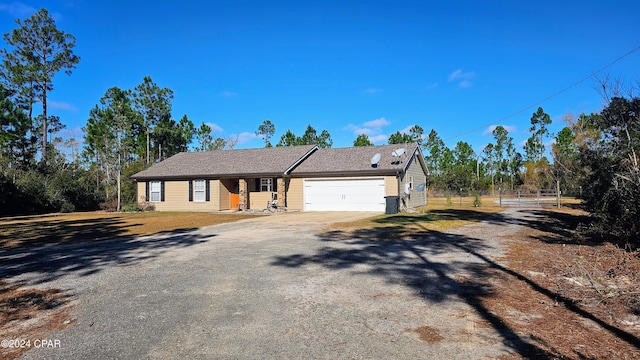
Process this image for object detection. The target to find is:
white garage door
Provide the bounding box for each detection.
[304,178,386,212]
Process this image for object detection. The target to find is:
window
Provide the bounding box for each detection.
[150,181,161,202]
[409,176,414,190]
[193,179,205,202]
[260,178,273,192]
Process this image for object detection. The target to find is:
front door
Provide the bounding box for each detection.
[230,179,240,210]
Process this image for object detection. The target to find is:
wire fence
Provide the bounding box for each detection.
[416,189,573,210]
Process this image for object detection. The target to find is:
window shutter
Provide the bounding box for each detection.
[188,180,193,202]
[205,180,210,202]
[145,182,150,202]
[160,181,165,202]
[255,179,260,192]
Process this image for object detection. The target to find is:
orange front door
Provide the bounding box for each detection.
[230,180,240,210]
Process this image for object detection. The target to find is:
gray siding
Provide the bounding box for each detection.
[400,154,428,210]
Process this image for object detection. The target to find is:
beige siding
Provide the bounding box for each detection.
[219,179,231,210]
[286,177,304,210]
[136,181,147,207]
[137,180,220,212]
[210,180,221,211]
[400,155,428,209]
[384,175,398,196]
[249,191,272,210]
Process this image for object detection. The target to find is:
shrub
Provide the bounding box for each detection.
[473,193,482,207]
[60,201,75,213]
[121,203,139,212]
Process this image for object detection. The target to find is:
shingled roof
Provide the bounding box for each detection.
[131,145,318,180]
[131,143,426,180]
[288,143,425,176]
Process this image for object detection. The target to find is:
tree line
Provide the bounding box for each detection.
[1,8,638,247]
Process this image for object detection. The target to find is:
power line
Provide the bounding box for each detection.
[443,44,640,142]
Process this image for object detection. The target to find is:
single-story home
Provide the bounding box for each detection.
[130,143,428,212]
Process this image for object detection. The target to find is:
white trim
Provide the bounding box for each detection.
[193,179,206,202]
[284,145,319,174]
[260,178,273,192]
[150,181,161,202]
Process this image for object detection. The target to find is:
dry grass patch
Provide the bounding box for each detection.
[0,211,260,250]
[324,204,505,239]
[481,206,640,359]
[0,280,73,360]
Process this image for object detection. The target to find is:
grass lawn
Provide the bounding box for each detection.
[0,211,261,250]
[325,196,582,238]
[325,197,506,237]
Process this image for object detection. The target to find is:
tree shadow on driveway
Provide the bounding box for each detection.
[270,211,640,358]
[0,228,214,286]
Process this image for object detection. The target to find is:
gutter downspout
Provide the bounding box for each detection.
[397,170,402,212]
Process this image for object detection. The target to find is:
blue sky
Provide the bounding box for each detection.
[1,0,639,154]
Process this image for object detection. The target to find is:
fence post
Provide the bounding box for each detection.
[517,191,520,207]
[499,188,502,207]
[537,190,540,206]
[556,179,561,208]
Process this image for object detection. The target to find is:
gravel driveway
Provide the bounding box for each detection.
[13,209,534,359]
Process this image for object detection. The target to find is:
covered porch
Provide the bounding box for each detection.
[234,177,287,211]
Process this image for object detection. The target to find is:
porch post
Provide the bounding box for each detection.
[239,178,247,211]
[277,178,286,208]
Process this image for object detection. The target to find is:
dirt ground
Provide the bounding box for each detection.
[0,211,258,360]
[0,280,73,360]
[2,206,640,359]
[486,207,640,359]
[318,204,640,359]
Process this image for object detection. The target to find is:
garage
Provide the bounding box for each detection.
[304,178,386,212]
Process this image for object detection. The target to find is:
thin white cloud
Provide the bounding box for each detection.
[399,125,413,134]
[448,69,462,82]
[344,124,372,136]
[483,125,517,135]
[234,131,257,144]
[448,69,475,88]
[364,88,382,94]
[205,122,224,133]
[363,117,390,129]
[427,83,439,89]
[369,134,388,144]
[345,117,392,144]
[220,90,237,97]
[0,2,36,17]
[48,100,77,111]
